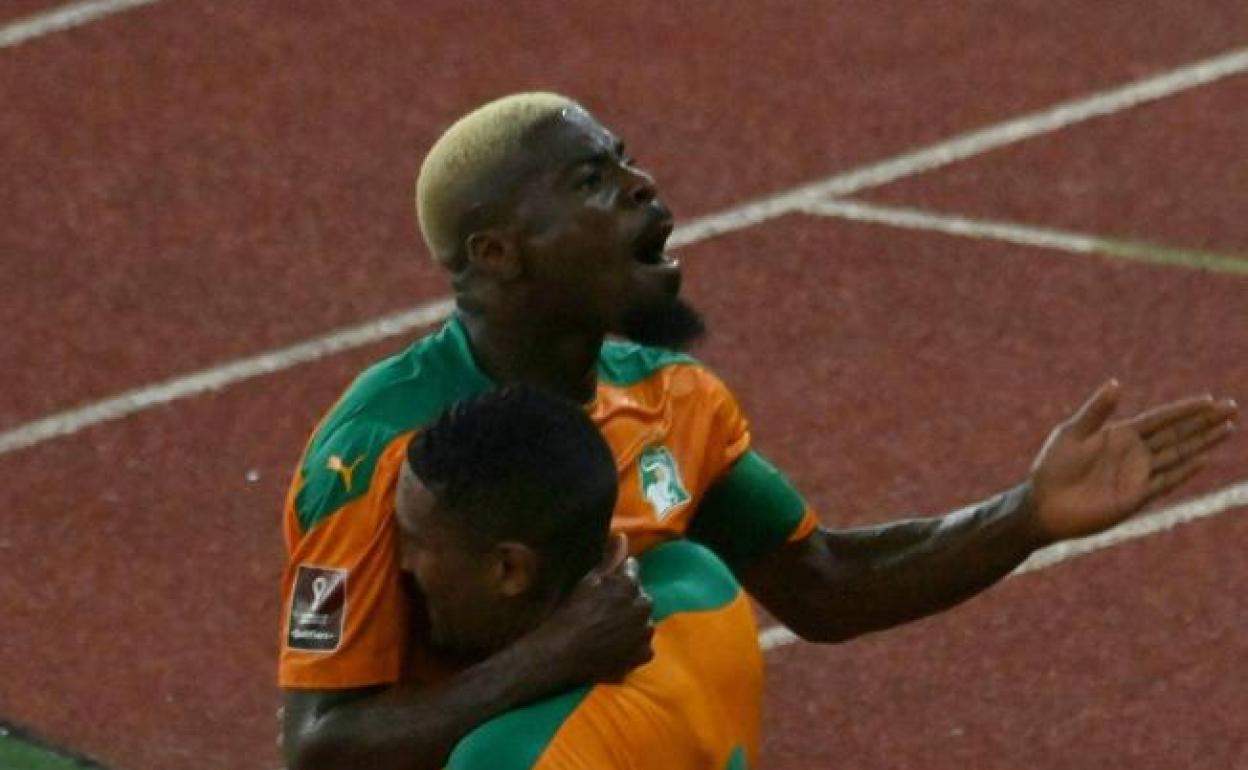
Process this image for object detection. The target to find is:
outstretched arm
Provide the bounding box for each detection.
[739,381,1237,643]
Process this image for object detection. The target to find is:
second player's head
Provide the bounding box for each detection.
[415,92,704,351]
[395,385,619,661]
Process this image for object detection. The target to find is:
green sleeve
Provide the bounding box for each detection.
[687,450,811,571]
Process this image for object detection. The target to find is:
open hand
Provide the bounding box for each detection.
[1028,380,1238,543]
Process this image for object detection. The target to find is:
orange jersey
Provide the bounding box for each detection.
[446,540,762,770]
[279,315,818,688]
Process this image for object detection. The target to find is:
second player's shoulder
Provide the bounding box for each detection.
[446,686,594,770]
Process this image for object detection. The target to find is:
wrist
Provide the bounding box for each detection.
[1010,480,1054,550]
[499,624,578,697]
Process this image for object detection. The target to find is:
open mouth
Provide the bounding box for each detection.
[633,220,677,267]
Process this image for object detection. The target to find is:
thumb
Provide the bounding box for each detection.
[601,532,630,572]
[584,533,630,585]
[1068,379,1121,437]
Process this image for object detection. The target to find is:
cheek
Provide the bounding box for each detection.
[412,551,490,627]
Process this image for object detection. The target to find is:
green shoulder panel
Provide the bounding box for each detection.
[294,317,494,533]
[446,686,592,770]
[637,539,741,622]
[447,541,741,767]
[596,338,699,386]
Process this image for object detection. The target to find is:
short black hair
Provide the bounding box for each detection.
[406,385,618,596]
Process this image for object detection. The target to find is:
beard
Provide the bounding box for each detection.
[618,294,707,351]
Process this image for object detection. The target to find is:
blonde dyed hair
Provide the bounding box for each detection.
[415,92,578,268]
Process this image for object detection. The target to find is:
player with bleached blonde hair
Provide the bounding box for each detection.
[279,92,1238,770]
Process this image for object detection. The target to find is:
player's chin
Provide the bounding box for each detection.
[616,292,706,351]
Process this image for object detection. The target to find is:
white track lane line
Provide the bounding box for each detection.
[0,299,455,454]
[758,478,1248,652]
[671,46,1248,248]
[802,199,1248,275]
[0,0,161,48]
[2,47,1247,455]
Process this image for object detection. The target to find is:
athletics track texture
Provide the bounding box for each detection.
[1,2,1246,769]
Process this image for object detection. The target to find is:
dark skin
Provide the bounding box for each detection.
[284,103,1240,769]
[283,465,645,770]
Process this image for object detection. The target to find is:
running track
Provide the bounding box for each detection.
[1,2,1245,769]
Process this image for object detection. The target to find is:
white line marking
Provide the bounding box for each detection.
[802,199,1248,274]
[0,298,455,455]
[671,46,1248,248]
[2,47,1246,455]
[0,0,161,48]
[758,478,1248,652]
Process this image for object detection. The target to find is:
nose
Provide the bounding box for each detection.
[624,166,657,207]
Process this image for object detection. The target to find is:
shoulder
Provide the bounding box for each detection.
[595,341,746,429]
[596,338,700,386]
[638,539,742,621]
[447,686,592,770]
[597,339,739,397]
[294,322,491,531]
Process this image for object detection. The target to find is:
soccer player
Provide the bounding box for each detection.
[397,385,762,769]
[280,92,1238,770]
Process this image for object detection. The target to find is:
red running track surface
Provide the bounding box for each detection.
[2,2,1246,769]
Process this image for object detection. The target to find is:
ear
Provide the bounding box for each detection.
[490,541,541,598]
[465,229,523,281]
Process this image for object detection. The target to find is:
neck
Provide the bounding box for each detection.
[459,304,603,403]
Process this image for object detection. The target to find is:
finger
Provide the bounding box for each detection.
[1144,400,1237,455]
[1142,409,1224,452]
[1145,459,1203,503]
[1129,395,1218,440]
[601,532,631,573]
[1068,379,1122,437]
[1150,419,1236,472]
[581,533,629,587]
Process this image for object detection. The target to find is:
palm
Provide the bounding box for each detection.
[1029,382,1237,542]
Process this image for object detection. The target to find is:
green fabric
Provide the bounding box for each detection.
[725,745,749,770]
[295,315,494,532]
[446,685,593,770]
[688,450,811,572]
[295,319,705,532]
[639,539,741,622]
[447,540,743,768]
[596,337,698,386]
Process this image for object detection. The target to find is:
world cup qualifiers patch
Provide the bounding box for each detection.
[287,565,347,652]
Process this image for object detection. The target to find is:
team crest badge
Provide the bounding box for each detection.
[638,445,690,520]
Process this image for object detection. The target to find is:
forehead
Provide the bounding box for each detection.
[523,106,620,169]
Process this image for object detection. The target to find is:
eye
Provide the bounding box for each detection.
[576,169,604,191]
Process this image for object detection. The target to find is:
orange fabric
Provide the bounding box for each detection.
[279,434,414,688]
[592,364,751,555]
[788,507,821,543]
[532,593,763,770]
[280,363,758,689]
